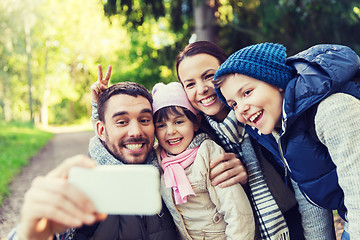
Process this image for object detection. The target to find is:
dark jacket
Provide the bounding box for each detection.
[246,44,360,219]
[73,200,178,240]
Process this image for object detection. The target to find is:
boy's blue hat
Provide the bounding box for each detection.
[214,42,295,90]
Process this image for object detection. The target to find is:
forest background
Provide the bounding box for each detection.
[1,0,360,126]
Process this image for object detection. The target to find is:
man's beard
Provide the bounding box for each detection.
[103,135,150,164]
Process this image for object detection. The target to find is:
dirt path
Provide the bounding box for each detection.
[0,130,94,239]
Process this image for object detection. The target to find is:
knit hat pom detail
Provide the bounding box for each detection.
[214,42,295,89]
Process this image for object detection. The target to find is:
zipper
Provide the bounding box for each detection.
[280,108,321,208]
[277,124,322,208]
[277,117,292,180]
[277,138,291,174]
[277,139,292,186]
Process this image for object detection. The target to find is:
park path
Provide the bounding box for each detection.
[0,129,95,239]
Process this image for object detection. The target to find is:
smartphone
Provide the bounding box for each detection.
[68,165,161,215]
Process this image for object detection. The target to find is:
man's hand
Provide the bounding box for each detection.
[209,152,247,188]
[17,155,106,240]
[91,65,112,103]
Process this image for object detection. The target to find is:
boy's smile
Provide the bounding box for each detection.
[220,74,284,135]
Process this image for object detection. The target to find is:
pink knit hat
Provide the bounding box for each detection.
[152,82,198,115]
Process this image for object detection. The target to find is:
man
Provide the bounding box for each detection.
[10,82,178,239]
[10,80,245,239]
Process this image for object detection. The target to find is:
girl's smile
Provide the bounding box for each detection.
[155,109,199,155]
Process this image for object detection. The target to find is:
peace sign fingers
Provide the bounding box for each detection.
[91,65,112,103]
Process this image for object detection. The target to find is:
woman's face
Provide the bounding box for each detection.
[178,54,228,121]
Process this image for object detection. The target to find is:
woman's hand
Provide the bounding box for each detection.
[90,65,112,103]
[209,152,248,188]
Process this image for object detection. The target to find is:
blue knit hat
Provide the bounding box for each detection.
[214,43,295,89]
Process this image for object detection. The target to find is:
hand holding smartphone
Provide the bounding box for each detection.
[68,165,161,215]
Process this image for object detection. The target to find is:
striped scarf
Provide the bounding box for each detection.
[205,111,290,240]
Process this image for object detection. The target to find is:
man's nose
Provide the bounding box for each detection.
[128,122,143,137]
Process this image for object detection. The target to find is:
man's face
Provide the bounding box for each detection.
[97,94,155,164]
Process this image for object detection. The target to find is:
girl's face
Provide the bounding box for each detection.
[178,54,228,121]
[220,74,284,135]
[155,109,199,155]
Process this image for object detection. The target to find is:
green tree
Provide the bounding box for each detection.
[217,0,360,54]
[102,0,221,42]
[0,0,131,125]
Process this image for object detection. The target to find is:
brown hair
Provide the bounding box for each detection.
[98,82,152,122]
[176,41,228,82]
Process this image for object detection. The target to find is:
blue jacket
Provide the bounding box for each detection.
[246,44,360,219]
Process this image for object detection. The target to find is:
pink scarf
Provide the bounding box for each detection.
[160,147,199,204]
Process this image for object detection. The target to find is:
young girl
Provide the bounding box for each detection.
[213,42,360,239]
[152,82,255,240]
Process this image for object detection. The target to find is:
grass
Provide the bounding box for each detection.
[0,121,53,206]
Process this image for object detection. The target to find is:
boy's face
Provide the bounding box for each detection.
[220,74,284,135]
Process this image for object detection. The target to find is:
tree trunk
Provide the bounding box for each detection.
[192,0,218,43]
[68,62,76,123]
[41,41,50,127]
[3,98,12,122]
[24,19,34,125]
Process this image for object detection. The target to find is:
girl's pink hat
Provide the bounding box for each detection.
[152,82,198,115]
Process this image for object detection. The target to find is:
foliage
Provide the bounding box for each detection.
[0,121,53,205]
[101,0,193,89]
[107,17,182,90]
[102,0,360,73]
[1,0,360,125]
[103,0,193,32]
[218,0,360,55]
[0,0,130,125]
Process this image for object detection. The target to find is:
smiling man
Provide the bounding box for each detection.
[9,82,179,240]
[96,84,155,164]
[81,82,179,239]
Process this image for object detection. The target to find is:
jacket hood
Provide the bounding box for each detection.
[283,44,360,127]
